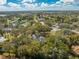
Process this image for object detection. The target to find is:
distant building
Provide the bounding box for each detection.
[0,23,4,29]
[0,35,5,42]
[3,28,12,32]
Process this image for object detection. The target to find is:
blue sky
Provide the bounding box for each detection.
[7,0,59,4]
[0,0,79,11]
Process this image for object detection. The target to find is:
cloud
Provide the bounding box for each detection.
[20,0,79,10]
[40,3,49,7]
[48,4,79,10]
[0,6,13,11]
[0,0,79,11]
[48,0,79,10]
[0,0,6,5]
[8,2,26,11]
[60,0,74,3]
[21,2,50,10]
[8,2,20,8]
[22,3,37,10]
[0,2,25,11]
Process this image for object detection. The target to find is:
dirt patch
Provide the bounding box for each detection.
[71,45,79,56]
[0,55,6,59]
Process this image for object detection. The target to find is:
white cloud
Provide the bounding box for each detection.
[0,2,25,11]
[8,2,25,11]
[46,0,79,10]
[22,2,50,10]
[8,2,20,8]
[22,3,37,9]
[60,0,74,3]
[40,3,49,7]
[0,5,26,11]
[0,0,79,11]
[0,0,6,5]
[20,0,79,11]
[0,6,13,11]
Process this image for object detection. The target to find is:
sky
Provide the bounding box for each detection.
[0,0,79,11]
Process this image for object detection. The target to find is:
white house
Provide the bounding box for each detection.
[0,36,6,42]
